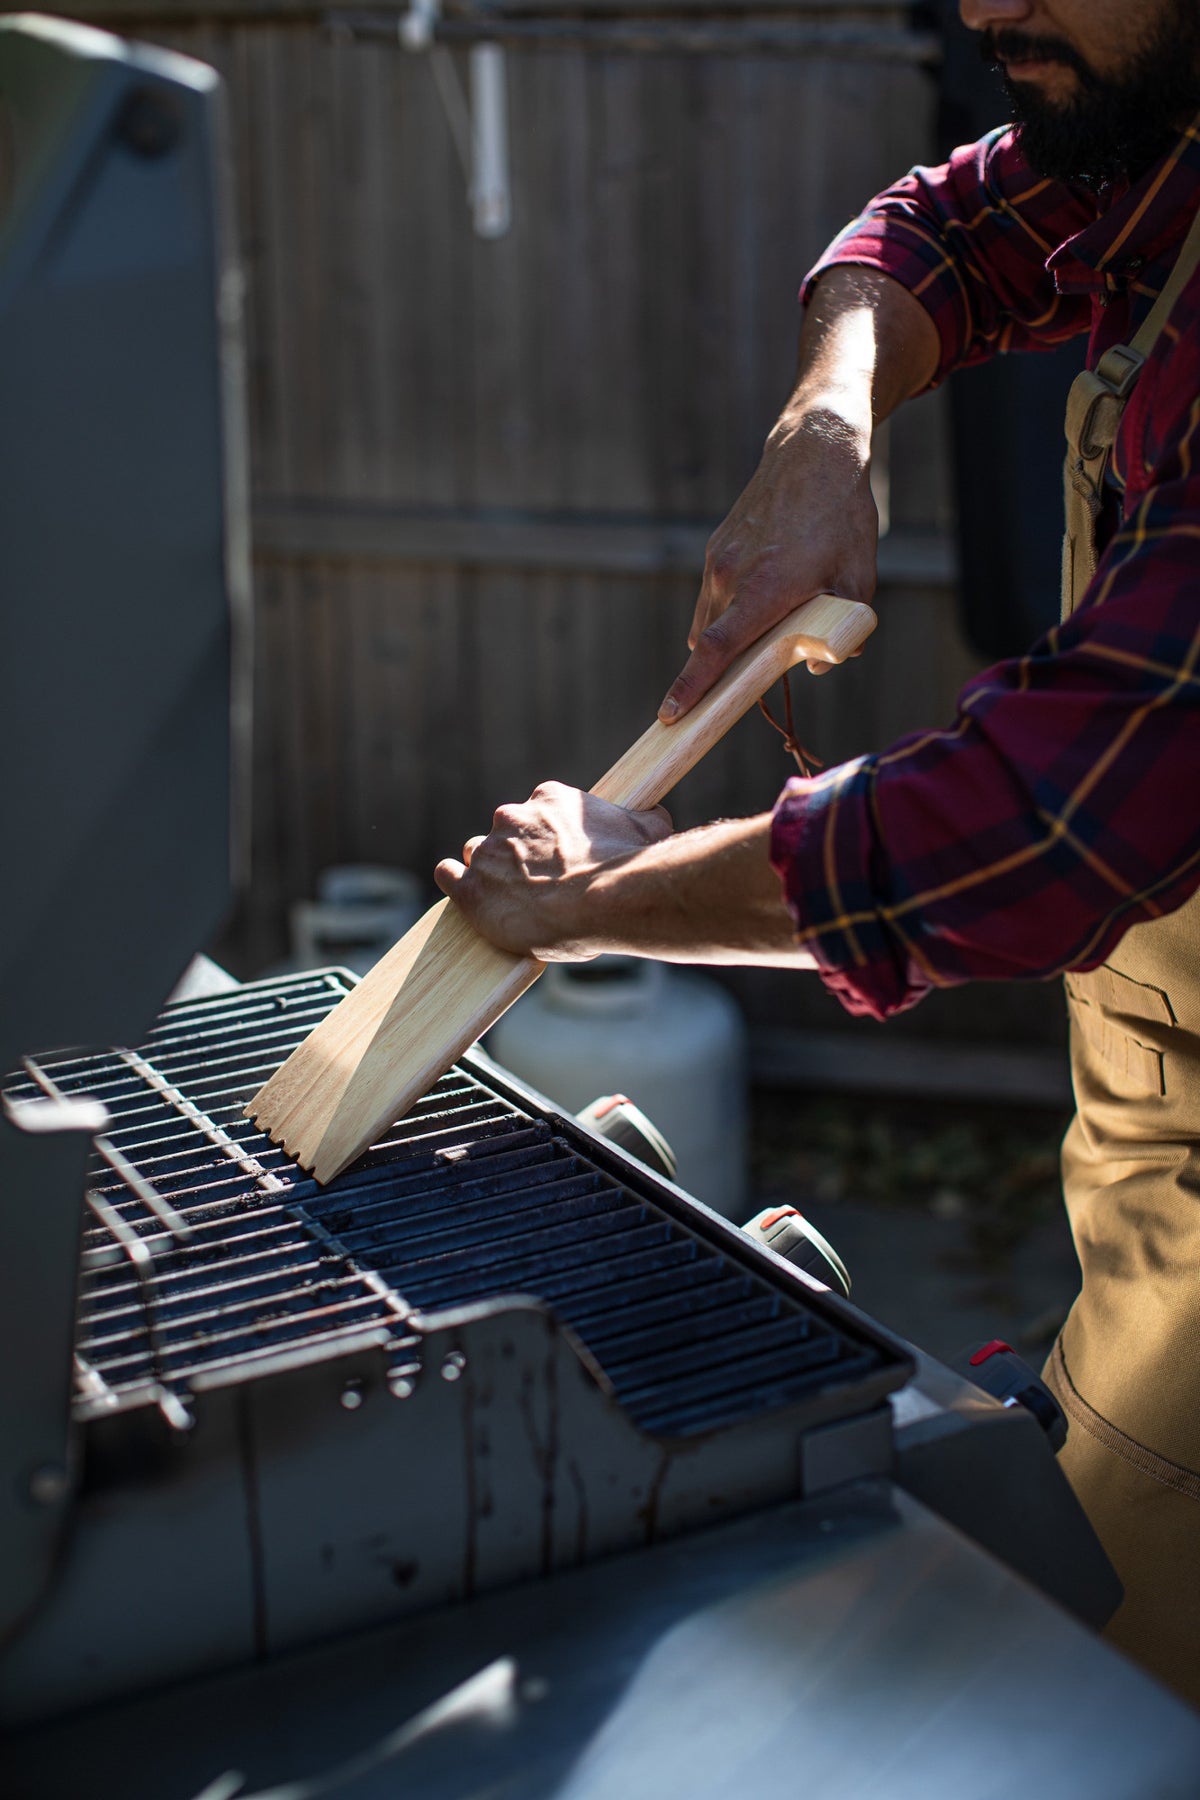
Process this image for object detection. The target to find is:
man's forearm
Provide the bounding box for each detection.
[583,815,816,969]
[778,263,941,444]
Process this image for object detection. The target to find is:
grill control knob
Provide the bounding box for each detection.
[741,1205,851,1298]
[576,1094,677,1184]
[955,1339,1068,1452]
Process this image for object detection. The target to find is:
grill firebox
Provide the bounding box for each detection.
[1,970,912,1725]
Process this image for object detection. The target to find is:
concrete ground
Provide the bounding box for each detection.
[750,1089,1081,1368]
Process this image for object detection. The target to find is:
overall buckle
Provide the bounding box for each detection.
[1094,342,1145,399]
[1066,343,1145,465]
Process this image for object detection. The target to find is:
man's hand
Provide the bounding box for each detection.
[659,407,879,722]
[434,782,674,960]
[436,785,818,970]
[658,266,939,722]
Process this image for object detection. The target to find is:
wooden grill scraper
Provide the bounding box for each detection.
[246,593,876,1183]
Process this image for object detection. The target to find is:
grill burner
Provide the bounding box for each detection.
[10,972,897,1439]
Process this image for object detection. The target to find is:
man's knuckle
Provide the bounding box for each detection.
[700,618,736,656]
[706,543,741,587]
[734,559,785,603]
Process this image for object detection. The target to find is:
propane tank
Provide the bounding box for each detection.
[289,865,424,977]
[486,957,749,1219]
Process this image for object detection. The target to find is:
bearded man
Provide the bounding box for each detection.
[436,1,1200,1707]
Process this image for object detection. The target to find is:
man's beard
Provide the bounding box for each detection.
[981,11,1200,190]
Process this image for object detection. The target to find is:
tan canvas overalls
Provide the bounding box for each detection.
[1047,205,1200,1710]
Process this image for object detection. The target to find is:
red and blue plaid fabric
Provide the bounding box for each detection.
[770,120,1200,1020]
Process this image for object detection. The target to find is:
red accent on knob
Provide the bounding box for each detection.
[969,1339,1014,1367]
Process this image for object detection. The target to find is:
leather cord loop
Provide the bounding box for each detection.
[758,670,823,777]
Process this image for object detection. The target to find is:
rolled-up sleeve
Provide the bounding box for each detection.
[771,437,1200,1021]
[802,127,1094,382]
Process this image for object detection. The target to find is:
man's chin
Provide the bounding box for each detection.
[1003,63,1080,107]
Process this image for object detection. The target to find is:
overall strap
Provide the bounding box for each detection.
[1061,201,1200,618]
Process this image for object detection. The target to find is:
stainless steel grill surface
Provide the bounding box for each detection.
[8,972,897,1439]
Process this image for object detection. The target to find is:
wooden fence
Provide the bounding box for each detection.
[60,0,1068,1068]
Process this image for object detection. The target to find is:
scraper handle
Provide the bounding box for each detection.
[590,594,875,811]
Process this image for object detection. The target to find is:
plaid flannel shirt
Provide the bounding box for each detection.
[770,120,1200,1020]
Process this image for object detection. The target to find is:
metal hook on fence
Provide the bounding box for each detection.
[398,0,512,239]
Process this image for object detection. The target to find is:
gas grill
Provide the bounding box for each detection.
[1,967,909,1723]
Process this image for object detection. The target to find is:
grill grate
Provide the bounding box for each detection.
[7,972,892,1438]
